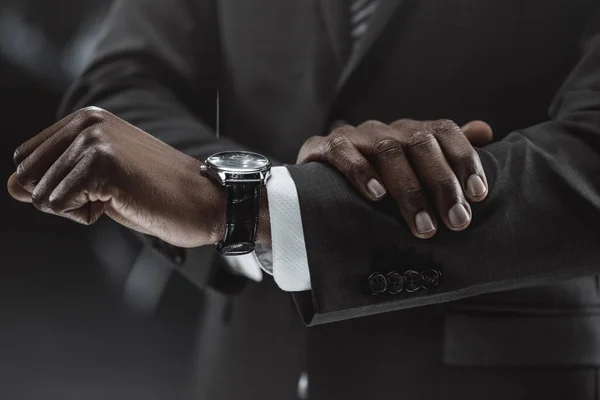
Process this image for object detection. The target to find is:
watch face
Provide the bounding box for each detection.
[207,151,270,172]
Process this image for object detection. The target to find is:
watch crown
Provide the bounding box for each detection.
[200,164,208,172]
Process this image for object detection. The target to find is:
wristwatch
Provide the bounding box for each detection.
[200,151,271,256]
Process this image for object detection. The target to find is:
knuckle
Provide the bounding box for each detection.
[391,118,411,126]
[404,184,424,198]
[431,119,459,136]
[400,184,425,206]
[30,191,47,210]
[325,135,352,158]
[79,106,109,123]
[89,143,115,165]
[297,137,320,163]
[97,142,115,157]
[328,134,351,148]
[358,119,386,132]
[434,175,460,192]
[302,135,320,148]
[373,138,401,157]
[330,125,354,138]
[47,196,62,213]
[390,118,418,132]
[300,136,322,154]
[80,126,105,146]
[406,130,435,150]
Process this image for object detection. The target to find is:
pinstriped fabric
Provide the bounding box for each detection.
[350,0,379,49]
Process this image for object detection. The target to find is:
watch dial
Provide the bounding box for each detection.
[208,151,269,170]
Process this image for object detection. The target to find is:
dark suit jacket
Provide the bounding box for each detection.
[61,0,600,398]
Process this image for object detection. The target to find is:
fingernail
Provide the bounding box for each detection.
[449,203,470,228]
[415,211,436,234]
[467,175,487,197]
[367,179,386,199]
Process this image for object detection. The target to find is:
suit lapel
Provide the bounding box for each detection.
[335,0,408,93]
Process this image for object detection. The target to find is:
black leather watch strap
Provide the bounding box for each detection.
[217,182,262,256]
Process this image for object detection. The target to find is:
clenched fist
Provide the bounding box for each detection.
[297,119,492,239]
[7,107,226,248]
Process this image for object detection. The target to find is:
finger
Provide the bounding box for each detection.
[13,107,109,167]
[298,130,386,201]
[41,152,105,225]
[461,120,493,147]
[354,121,438,239]
[297,135,324,164]
[396,124,471,231]
[393,119,488,202]
[7,172,32,203]
[15,117,98,193]
[52,156,152,235]
[13,112,80,167]
[30,130,92,215]
[430,120,489,202]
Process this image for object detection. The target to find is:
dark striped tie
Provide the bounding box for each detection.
[350,0,379,50]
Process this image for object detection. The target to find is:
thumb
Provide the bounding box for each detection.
[7,172,32,203]
[461,120,493,147]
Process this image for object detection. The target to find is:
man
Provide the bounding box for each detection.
[7,0,600,399]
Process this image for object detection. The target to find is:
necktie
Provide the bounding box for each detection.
[349,0,379,50]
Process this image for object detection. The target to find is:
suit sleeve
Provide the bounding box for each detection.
[59,0,245,159]
[59,0,247,292]
[288,23,600,326]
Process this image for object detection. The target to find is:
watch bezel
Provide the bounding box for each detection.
[201,151,271,185]
[205,151,271,173]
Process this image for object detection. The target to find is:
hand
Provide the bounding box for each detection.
[7,107,225,248]
[297,119,493,239]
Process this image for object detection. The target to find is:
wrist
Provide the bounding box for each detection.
[204,177,227,246]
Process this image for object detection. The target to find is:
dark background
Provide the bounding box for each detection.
[0,2,206,398]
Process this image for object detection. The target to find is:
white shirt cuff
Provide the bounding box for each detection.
[267,166,311,291]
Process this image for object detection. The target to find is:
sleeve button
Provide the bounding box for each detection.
[422,269,442,290]
[368,272,388,295]
[386,271,405,294]
[403,270,423,293]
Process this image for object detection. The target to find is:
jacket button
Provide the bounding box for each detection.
[422,269,442,290]
[368,272,388,295]
[403,270,423,292]
[386,271,405,294]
